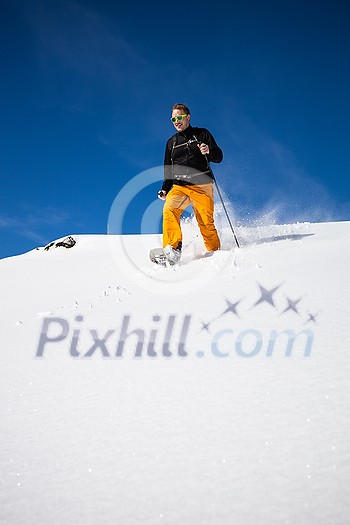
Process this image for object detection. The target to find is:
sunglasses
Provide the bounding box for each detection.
[170,114,188,122]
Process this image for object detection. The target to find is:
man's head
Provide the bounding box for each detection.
[171,103,190,132]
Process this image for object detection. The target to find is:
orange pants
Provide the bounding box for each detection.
[163,183,220,252]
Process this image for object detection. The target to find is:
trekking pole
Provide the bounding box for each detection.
[193,135,240,248]
[213,177,240,248]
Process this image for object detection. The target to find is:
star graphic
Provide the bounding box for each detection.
[221,299,241,317]
[252,284,281,309]
[200,321,211,332]
[304,312,320,324]
[281,296,303,315]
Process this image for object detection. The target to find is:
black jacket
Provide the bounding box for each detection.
[162,125,223,193]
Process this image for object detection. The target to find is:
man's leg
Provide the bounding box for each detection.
[163,187,190,249]
[190,184,221,252]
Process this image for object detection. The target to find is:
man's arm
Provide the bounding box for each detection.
[204,129,223,164]
[161,139,174,195]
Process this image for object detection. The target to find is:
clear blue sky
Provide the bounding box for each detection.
[1,0,349,259]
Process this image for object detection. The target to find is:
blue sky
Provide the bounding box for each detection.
[0,0,349,259]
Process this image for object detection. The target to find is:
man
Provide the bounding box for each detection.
[158,103,223,264]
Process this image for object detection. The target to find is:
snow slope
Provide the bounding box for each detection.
[1,220,350,525]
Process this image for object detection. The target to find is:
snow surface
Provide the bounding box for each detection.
[1,220,350,524]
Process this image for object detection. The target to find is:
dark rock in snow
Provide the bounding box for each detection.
[44,236,76,251]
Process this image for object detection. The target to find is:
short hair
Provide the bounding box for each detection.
[172,103,190,115]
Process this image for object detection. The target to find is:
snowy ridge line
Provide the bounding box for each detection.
[6,221,320,328]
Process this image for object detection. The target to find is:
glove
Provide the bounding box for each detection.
[158,190,167,200]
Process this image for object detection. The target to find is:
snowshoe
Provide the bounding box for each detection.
[149,245,181,266]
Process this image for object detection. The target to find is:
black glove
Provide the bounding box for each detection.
[158,190,167,200]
